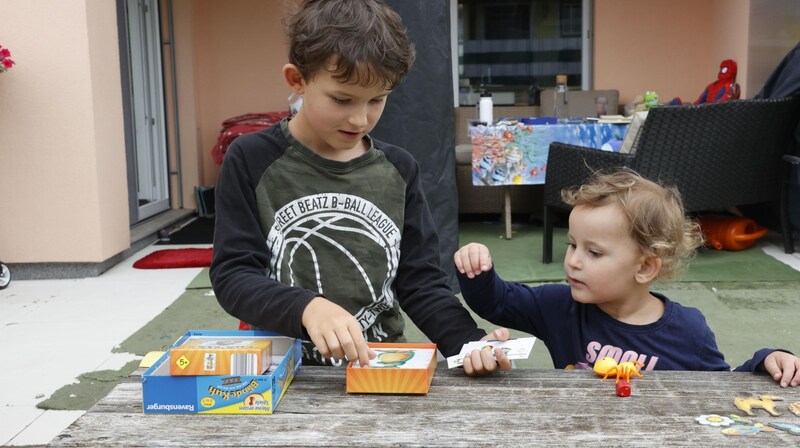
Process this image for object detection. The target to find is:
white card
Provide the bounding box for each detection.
[446,337,536,369]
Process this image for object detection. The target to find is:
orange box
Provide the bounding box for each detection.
[346,342,437,394]
[169,336,272,376]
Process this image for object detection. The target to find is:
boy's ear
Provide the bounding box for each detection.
[283,64,305,94]
[635,254,661,284]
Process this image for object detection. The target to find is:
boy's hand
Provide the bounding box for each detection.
[301,296,375,367]
[462,328,513,376]
[454,243,493,278]
[763,351,800,387]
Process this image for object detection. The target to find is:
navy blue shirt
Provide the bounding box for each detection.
[458,269,775,372]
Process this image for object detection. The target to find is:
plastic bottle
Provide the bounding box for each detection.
[479,91,493,125]
[553,74,568,123]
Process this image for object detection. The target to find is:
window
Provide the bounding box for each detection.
[456,0,591,105]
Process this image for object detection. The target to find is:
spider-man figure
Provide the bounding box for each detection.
[695,59,741,104]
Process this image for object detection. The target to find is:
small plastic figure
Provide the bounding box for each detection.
[695,59,741,104]
[593,357,644,383]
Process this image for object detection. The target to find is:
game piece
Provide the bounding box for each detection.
[616,380,631,397]
[768,422,800,436]
[789,401,800,417]
[721,424,761,436]
[695,414,734,427]
[728,414,754,425]
[733,394,783,417]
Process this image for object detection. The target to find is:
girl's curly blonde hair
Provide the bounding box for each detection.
[561,168,704,282]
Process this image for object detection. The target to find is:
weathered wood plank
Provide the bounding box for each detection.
[50,367,800,447]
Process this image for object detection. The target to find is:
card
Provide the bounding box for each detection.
[351,348,435,369]
[446,337,536,369]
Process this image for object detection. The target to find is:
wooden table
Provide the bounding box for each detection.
[50,367,800,447]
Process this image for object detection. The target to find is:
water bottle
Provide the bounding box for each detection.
[479,91,493,125]
[553,74,568,123]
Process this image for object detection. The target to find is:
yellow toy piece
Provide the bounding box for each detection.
[593,357,618,377]
[592,357,644,383]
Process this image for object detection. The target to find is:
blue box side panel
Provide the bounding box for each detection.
[142,376,201,414]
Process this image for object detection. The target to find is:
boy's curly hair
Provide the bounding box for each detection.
[285,0,416,89]
[561,168,704,282]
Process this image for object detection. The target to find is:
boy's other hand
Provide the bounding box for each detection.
[462,328,513,376]
[763,351,800,387]
[302,296,375,367]
[454,243,493,278]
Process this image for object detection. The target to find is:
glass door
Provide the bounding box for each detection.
[126,0,169,221]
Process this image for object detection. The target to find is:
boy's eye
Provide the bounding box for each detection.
[332,97,350,104]
[588,250,603,257]
[370,97,386,104]
[566,242,576,250]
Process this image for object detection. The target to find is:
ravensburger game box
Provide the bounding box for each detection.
[142,330,301,414]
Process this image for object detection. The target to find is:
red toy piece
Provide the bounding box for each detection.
[616,380,631,397]
[694,59,741,104]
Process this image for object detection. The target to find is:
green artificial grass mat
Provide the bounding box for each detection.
[186,267,212,289]
[38,289,237,411]
[458,221,800,283]
[113,288,238,355]
[37,361,140,410]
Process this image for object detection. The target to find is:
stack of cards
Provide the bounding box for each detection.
[446,337,536,369]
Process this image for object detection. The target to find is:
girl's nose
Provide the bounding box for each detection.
[565,248,581,269]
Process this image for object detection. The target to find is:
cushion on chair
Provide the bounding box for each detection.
[455,143,473,165]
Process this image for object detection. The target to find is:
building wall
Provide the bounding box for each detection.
[0,0,129,263]
[186,0,292,186]
[595,0,747,105]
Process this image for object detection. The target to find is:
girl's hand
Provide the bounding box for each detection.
[462,328,513,376]
[454,243,493,278]
[763,351,800,387]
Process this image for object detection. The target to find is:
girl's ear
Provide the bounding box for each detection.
[635,254,661,284]
[283,64,305,94]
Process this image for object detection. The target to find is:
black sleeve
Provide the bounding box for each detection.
[209,134,317,339]
[390,154,486,357]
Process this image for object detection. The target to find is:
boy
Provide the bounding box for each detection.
[211,0,509,375]
[455,169,800,386]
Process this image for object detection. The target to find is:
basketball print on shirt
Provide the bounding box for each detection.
[266,193,402,363]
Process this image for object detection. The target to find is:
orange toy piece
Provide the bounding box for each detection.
[697,215,768,251]
[594,358,644,383]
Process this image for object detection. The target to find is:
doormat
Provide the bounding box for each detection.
[133,248,212,269]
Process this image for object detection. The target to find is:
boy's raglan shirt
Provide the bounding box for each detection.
[458,268,777,373]
[211,119,485,365]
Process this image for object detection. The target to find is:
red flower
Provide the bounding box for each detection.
[0,44,14,72]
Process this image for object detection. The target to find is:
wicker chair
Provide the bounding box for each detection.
[542,95,800,263]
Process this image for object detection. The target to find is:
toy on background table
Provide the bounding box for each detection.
[623,91,660,116]
[695,59,741,104]
[669,59,741,106]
